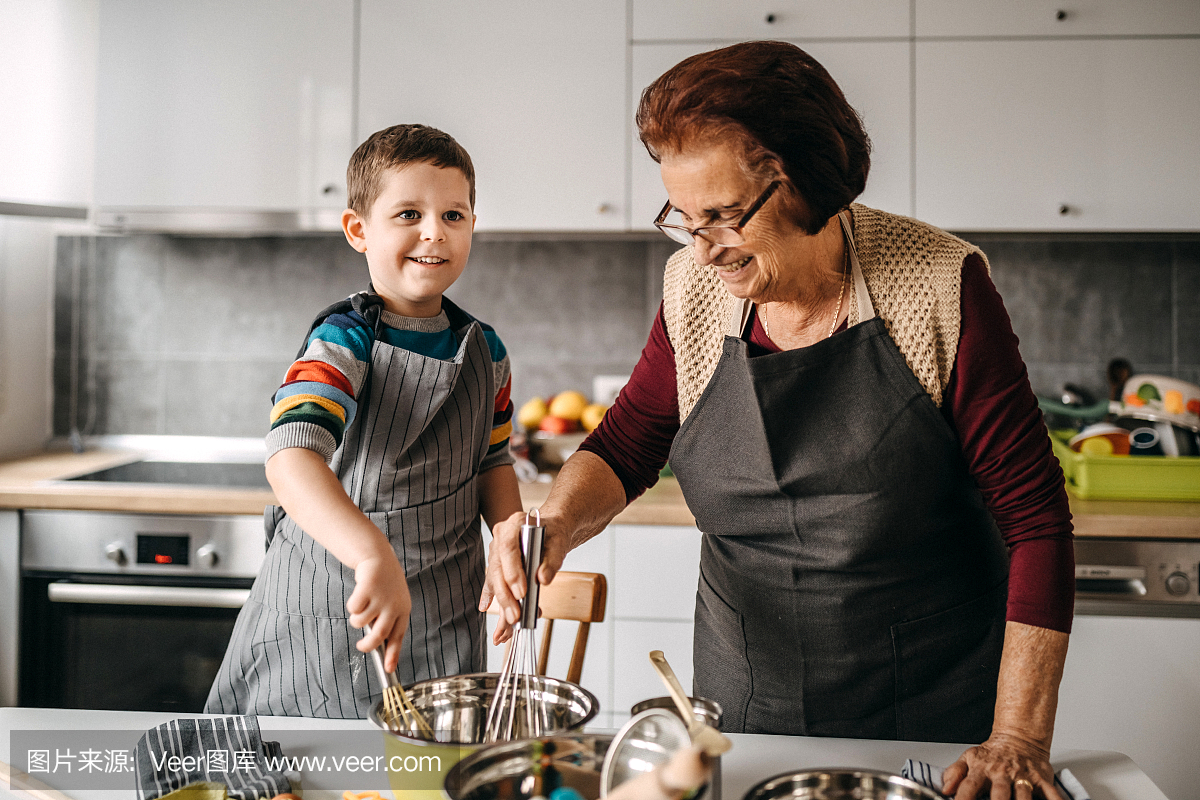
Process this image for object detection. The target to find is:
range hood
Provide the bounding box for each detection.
[94,207,344,235]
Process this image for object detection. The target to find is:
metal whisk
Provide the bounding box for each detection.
[365,622,434,738]
[484,509,550,742]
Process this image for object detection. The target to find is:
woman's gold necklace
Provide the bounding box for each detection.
[762,247,849,342]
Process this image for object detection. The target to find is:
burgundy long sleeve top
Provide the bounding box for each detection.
[579,252,1076,633]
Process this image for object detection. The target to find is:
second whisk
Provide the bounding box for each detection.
[484,508,550,742]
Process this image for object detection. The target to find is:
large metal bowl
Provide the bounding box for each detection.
[743,769,944,800]
[368,672,600,745]
[443,733,614,800]
[369,673,600,798]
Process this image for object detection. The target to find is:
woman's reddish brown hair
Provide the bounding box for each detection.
[637,41,871,235]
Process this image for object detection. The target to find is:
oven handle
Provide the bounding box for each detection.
[48,582,250,608]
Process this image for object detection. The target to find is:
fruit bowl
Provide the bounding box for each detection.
[528,431,590,470]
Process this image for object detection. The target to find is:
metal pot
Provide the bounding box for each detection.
[443,733,613,799]
[742,769,945,800]
[630,696,723,800]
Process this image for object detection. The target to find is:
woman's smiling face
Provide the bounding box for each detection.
[659,141,819,305]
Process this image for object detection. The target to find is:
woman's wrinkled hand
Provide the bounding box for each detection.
[347,550,411,673]
[942,732,1064,800]
[479,509,573,645]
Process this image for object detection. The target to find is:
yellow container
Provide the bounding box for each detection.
[1050,432,1200,501]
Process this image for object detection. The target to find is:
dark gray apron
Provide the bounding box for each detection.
[668,213,1009,742]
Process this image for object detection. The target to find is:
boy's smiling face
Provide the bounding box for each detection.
[342,161,475,317]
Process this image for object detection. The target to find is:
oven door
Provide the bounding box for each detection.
[19,573,252,712]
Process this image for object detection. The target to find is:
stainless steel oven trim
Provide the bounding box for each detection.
[21,509,265,579]
[47,582,250,608]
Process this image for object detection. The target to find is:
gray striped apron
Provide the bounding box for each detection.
[206,303,493,718]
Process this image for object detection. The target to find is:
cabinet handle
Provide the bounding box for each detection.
[597,202,614,214]
[1059,204,1072,216]
[1056,10,1068,21]
[322,184,338,195]
[765,13,777,24]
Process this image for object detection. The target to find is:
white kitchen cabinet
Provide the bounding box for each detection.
[94,0,353,217]
[915,0,1200,37]
[613,524,701,620]
[0,0,96,208]
[358,1,627,232]
[0,510,17,708]
[632,0,910,41]
[631,41,912,230]
[914,38,1200,231]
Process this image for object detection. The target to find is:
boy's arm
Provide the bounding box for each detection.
[266,446,411,673]
[479,463,524,530]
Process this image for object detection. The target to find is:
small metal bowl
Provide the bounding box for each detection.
[743,769,944,800]
[368,672,600,745]
[444,733,614,799]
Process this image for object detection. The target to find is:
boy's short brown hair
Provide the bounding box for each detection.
[346,124,476,216]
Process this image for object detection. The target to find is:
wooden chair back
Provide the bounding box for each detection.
[486,570,607,684]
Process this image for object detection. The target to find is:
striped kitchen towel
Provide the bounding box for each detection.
[902,759,1090,800]
[135,716,295,800]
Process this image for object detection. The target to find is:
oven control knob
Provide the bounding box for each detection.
[196,543,219,568]
[104,542,127,566]
[1166,572,1190,596]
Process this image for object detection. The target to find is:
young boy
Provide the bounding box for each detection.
[206,125,525,718]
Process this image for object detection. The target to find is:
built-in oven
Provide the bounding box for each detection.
[19,509,264,712]
[1055,537,1200,800]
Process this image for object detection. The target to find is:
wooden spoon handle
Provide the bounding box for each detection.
[649,649,699,726]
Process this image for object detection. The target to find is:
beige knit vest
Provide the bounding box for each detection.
[661,203,989,422]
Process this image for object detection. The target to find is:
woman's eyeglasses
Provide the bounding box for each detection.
[653,181,780,247]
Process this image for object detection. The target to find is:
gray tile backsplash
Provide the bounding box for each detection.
[53,230,1200,438]
[960,233,1199,400]
[53,233,667,438]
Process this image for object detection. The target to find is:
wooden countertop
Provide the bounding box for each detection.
[0,448,1197,537]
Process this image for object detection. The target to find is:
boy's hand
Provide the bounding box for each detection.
[348,549,411,674]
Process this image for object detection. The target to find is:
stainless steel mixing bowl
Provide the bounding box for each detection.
[368,672,600,744]
[742,769,945,800]
[443,733,614,800]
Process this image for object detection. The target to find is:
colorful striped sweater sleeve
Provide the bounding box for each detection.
[480,325,516,472]
[267,303,516,470]
[266,309,373,462]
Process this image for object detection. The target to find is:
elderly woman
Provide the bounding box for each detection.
[483,42,1073,800]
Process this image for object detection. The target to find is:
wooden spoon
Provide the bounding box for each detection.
[648,650,732,756]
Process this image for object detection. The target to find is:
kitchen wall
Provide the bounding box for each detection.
[0,218,68,459]
[51,233,677,438]
[52,229,1199,439]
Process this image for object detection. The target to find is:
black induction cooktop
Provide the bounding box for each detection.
[67,461,271,489]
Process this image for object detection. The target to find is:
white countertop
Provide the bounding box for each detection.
[0,708,1168,800]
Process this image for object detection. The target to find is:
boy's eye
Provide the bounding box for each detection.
[443,210,465,222]
[397,209,420,220]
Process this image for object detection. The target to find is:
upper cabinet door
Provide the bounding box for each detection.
[359,1,627,232]
[630,40,912,230]
[0,2,96,208]
[914,38,1200,231]
[916,0,1200,37]
[633,0,910,40]
[95,1,354,212]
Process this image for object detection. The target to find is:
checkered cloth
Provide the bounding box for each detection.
[135,717,294,800]
[902,759,1090,800]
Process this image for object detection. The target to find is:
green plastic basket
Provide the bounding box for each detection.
[1049,432,1200,501]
